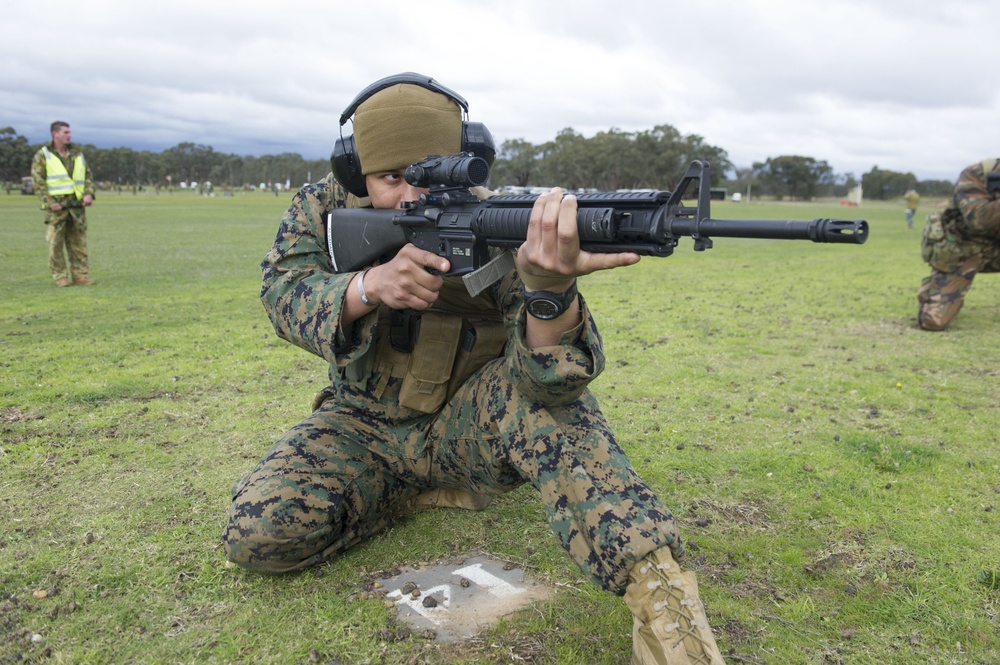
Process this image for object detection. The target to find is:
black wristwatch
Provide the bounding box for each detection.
[523,281,578,320]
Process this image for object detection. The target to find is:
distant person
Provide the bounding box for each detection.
[904,187,920,229]
[31,121,95,287]
[917,159,1000,330]
[223,72,726,664]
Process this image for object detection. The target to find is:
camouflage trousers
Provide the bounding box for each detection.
[917,249,1000,330]
[45,210,89,281]
[223,362,682,595]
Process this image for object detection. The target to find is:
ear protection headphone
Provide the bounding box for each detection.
[330,72,496,197]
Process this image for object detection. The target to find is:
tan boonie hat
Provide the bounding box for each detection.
[354,83,462,175]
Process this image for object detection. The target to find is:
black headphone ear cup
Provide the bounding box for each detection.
[462,122,496,167]
[331,134,368,198]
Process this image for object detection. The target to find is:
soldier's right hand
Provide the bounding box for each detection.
[366,243,450,311]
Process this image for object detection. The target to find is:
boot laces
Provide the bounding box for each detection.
[644,560,715,664]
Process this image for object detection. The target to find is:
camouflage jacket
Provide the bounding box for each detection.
[260,173,607,411]
[31,142,96,211]
[949,159,1000,239]
[921,160,1000,270]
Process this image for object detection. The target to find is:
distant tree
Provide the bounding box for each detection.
[6,125,881,199]
[536,128,590,190]
[90,146,135,186]
[0,127,34,183]
[162,143,223,184]
[211,154,244,187]
[582,128,635,190]
[752,155,835,201]
[917,178,954,197]
[628,125,684,189]
[512,124,732,191]
[490,138,539,188]
[673,130,733,188]
[862,166,917,200]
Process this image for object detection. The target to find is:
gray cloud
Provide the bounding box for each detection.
[2,0,996,181]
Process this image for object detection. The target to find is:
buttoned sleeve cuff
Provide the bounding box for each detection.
[332,305,378,364]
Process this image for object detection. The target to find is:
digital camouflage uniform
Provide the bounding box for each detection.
[31,142,95,283]
[222,174,683,595]
[917,159,1000,330]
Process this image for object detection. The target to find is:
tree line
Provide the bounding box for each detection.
[2,125,953,200]
[0,128,328,192]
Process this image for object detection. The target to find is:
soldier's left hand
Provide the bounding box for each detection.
[516,187,639,292]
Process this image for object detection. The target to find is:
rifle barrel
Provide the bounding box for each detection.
[667,217,869,244]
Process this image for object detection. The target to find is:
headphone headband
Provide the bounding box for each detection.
[339,72,469,126]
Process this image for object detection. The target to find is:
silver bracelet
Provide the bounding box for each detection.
[357,269,373,306]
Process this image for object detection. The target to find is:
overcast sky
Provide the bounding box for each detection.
[2,0,996,182]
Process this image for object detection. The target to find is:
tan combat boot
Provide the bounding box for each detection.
[623,546,726,665]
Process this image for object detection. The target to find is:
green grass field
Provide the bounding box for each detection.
[1,188,998,664]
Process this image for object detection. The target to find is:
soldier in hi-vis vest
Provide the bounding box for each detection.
[31,121,96,287]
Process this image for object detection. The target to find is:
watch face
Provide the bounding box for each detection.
[527,298,561,320]
[524,281,577,320]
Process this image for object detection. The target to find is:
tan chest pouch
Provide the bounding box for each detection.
[378,311,506,413]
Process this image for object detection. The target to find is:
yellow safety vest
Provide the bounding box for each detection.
[43,147,87,199]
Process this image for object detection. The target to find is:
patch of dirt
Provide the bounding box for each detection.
[0,594,55,664]
[804,551,855,576]
[690,499,773,530]
[1,407,27,422]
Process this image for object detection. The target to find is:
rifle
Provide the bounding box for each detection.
[325,154,868,296]
[987,171,1000,194]
[43,198,86,211]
